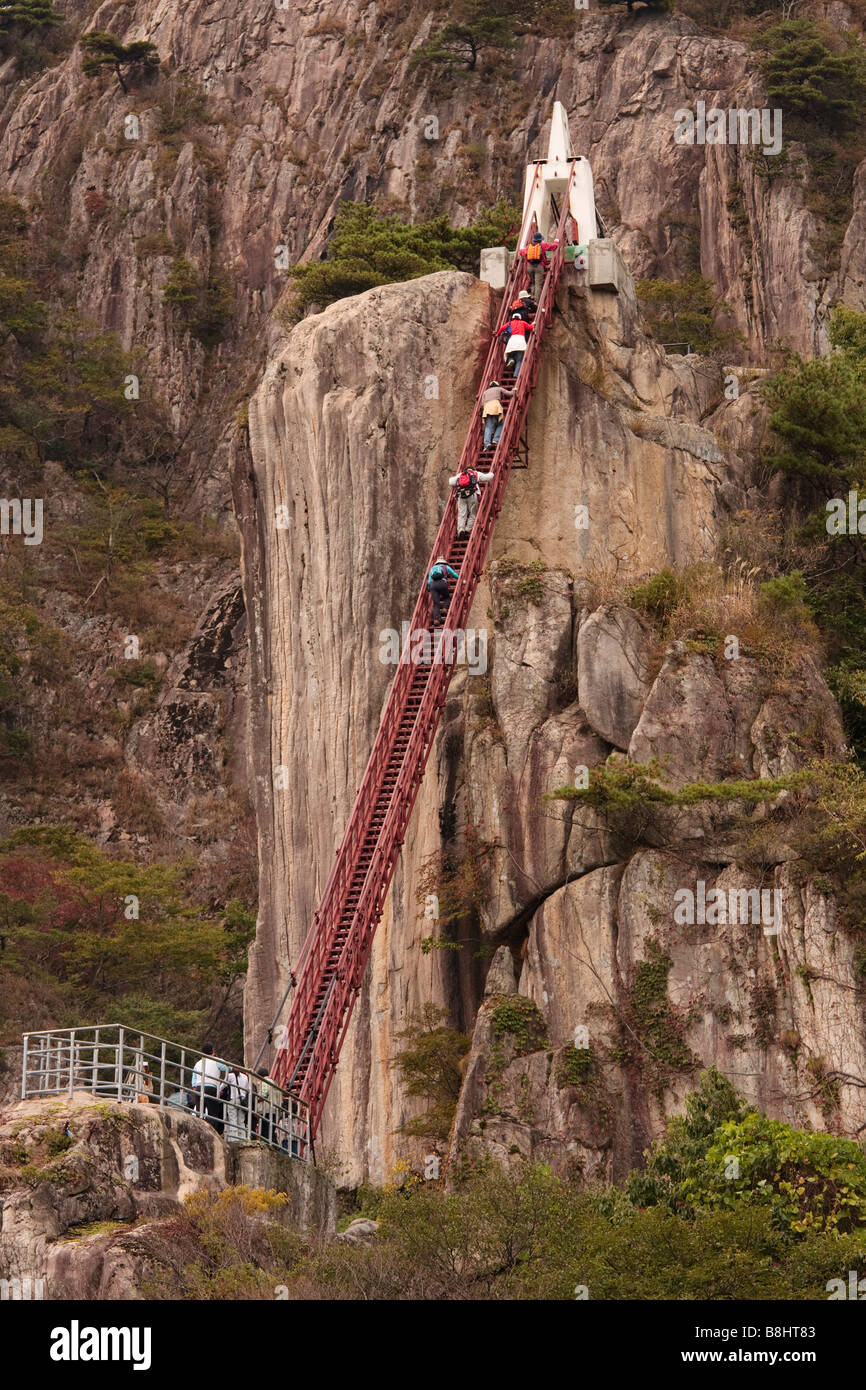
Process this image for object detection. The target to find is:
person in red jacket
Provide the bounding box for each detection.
[520,230,560,300]
[497,314,534,380]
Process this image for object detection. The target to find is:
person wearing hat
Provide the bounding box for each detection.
[497,312,535,380]
[448,461,495,539]
[519,230,560,301]
[510,289,537,322]
[481,379,512,451]
[427,556,460,625]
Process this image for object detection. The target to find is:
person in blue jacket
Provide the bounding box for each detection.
[427,556,459,625]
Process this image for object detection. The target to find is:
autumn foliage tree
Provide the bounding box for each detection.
[0,826,254,1053]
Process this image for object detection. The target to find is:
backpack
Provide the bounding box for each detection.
[428,565,446,587]
[228,1074,249,1108]
[456,470,476,498]
[526,243,542,262]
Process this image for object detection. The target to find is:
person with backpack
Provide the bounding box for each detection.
[448,464,494,539]
[519,230,560,301]
[221,1066,250,1142]
[509,289,536,322]
[191,1043,226,1135]
[481,380,512,451]
[427,556,459,625]
[497,313,534,380]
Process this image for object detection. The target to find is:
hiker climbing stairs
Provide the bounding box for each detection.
[271,169,579,1139]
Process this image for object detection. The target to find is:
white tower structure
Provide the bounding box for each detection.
[520,102,598,248]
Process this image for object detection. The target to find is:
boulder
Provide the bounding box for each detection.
[577,604,652,750]
[338,1218,379,1246]
[484,945,518,997]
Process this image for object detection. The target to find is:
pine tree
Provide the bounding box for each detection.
[0,0,63,33]
[80,31,159,93]
[758,20,866,133]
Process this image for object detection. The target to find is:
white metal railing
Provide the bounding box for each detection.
[20,1025,310,1161]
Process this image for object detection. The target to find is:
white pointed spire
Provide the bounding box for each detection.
[520,103,597,249]
[547,101,574,163]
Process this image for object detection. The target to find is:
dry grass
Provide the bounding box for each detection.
[579,554,631,609]
[111,768,167,840]
[720,507,825,583]
[581,559,822,675]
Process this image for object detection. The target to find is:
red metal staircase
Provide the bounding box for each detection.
[270,170,579,1137]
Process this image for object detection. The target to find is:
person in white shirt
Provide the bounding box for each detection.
[190,1044,226,1134]
[223,1068,251,1142]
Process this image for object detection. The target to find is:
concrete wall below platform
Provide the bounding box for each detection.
[228,1142,336,1234]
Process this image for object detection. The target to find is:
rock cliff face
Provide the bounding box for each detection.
[237,271,494,1177]
[2,3,864,456]
[447,640,852,1182]
[240,241,863,1185]
[3,2,866,1189]
[0,1093,230,1297]
[0,1093,334,1298]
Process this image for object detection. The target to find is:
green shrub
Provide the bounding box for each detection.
[828,665,866,765]
[393,1005,470,1142]
[758,571,809,617]
[108,658,161,689]
[287,198,520,317]
[627,569,686,626]
[548,755,811,811]
[636,274,736,354]
[830,304,866,359]
[45,1128,73,1156]
[162,257,199,311]
[574,1203,866,1301]
[490,996,547,1056]
[615,940,697,1100]
[140,1187,299,1300]
[556,1043,593,1088]
[762,352,866,488]
[163,259,232,347]
[630,1069,866,1235]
